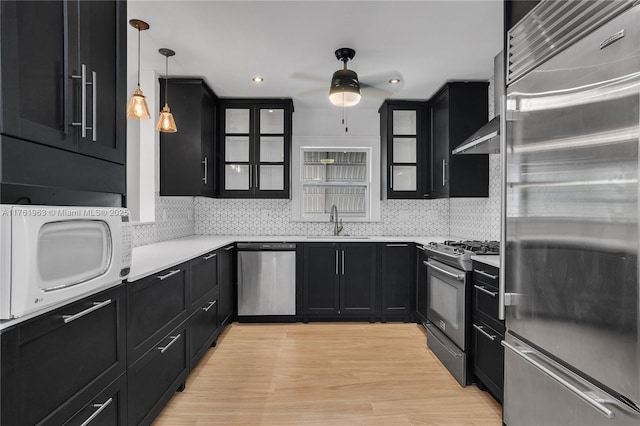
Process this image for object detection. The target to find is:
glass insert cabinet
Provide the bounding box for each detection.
[301,148,370,221]
[220,99,293,198]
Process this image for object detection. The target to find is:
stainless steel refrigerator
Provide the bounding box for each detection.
[502,1,640,424]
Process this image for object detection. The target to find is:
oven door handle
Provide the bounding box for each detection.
[425,261,465,281]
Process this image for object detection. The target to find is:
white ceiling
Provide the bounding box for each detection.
[128,0,503,110]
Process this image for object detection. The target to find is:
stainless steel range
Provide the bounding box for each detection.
[422,240,499,386]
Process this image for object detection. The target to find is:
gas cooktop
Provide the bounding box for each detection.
[423,240,499,271]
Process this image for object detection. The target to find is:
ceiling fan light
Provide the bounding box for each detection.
[329,69,361,107]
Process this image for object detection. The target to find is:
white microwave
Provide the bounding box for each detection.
[0,205,132,319]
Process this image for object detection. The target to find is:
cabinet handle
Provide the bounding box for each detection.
[62,299,112,324]
[203,300,217,312]
[474,269,498,280]
[90,70,97,141]
[224,246,234,251]
[442,159,447,187]
[203,253,217,260]
[70,64,87,137]
[157,334,181,353]
[389,165,393,189]
[474,284,498,297]
[335,250,339,275]
[386,243,408,247]
[157,269,181,280]
[79,397,113,426]
[202,157,208,184]
[341,250,345,275]
[473,323,497,341]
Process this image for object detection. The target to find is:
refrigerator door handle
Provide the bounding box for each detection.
[502,340,615,419]
[499,94,507,320]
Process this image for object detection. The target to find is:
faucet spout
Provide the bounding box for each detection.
[329,204,343,236]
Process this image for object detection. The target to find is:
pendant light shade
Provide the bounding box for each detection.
[156,48,177,133]
[329,48,361,107]
[127,19,151,120]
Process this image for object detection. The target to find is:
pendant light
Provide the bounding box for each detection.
[155,48,177,133]
[126,19,151,120]
[329,48,361,107]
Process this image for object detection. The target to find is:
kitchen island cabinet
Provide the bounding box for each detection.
[302,242,377,321]
[0,285,126,425]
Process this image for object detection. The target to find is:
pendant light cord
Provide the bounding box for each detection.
[164,55,169,106]
[137,27,141,87]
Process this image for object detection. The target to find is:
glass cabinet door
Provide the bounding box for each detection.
[224,108,251,191]
[390,110,418,192]
[257,108,285,191]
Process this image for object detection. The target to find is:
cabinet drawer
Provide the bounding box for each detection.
[472,279,501,324]
[128,322,189,426]
[127,265,188,362]
[0,285,125,426]
[61,374,127,426]
[190,291,219,370]
[472,319,504,402]
[473,263,499,287]
[190,251,218,311]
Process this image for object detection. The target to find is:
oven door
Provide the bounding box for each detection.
[426,259,467,350]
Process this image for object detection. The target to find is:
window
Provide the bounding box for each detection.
[300,148,370,221]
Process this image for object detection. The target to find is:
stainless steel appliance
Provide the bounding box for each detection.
[423,240,499,386]
[503,1,640,424]
[237,243,296,319]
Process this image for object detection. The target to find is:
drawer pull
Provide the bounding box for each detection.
[203,253,217,260]
[203,300,217,312]
[386,243,409,247]
[474,269,498,280]
[224,246,234,251]
[473,323,497,341]
[474,284,498,297]
[63,299,112,324]
[157,269,181,280]
[79,397,113,426]
[158,334,181,353]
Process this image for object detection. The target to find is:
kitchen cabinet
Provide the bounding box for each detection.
[218,244,235,328]
[471,261,504,403]
[380,243,415,322]
[379,100,431,199]
[127,320,189,426]
[415,245,429,324]
[189,290,219,370]
[57,374,127,426]
[219,99,293,198]
[430,82,489,198]
[0,0,126,205]
[0,285,126,425]
[189,250,219,313]
[302,243,376,321]
[160,78,218,197]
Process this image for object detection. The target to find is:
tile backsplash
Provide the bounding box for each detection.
[132,194,195,247]
[194,198,450,236]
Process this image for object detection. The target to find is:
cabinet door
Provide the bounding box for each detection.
[218,245,235,327]
[380,243,414,321]
[0,285,125,426]
[389,109,419,196]
[472,318,504,403]
[415,247,429,324]
[340,243,376,316]
[430,90,449,198]
[303,243,340,317]
[255,105,290,197]
[128,322,188,426]
[190,292,218,370]
[0,0,77,151]
[221,106,252,195]
[77,0,126,164]
[201,89,216,196]
[190,251,218,312]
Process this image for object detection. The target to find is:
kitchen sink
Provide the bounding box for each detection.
[307,236,370,239]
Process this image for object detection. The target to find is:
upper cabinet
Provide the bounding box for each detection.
[430,82,489,198]
[379,101,430,199]
[218,99,293,198]
[160,78,218,197]
[0,0,126,164]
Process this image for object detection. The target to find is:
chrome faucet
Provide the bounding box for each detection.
[329,204,343,236]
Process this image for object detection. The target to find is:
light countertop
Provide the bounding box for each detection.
[129,235,454,281]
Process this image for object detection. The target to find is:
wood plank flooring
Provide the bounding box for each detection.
[153,323,502,426]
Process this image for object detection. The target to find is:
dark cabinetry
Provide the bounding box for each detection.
[302,243,376,320]
[218,244,235,328]
[430,82,489,198]
[380,243,415,322]
[0,0,126,204]
[415,245,429,324]
[219,99,293,198]
[160,79,218,197]
[0,285,126,425]
[379,101,430,199]
[471,261,504,403]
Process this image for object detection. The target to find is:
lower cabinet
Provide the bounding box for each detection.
[0,285,126,425]
[189,290,219,369]
[217,244,235,327]
[415,245,429,324]
[128,321,189,426]
[63,374,128,426]
[380,243,415,322]
[302,243,377,320]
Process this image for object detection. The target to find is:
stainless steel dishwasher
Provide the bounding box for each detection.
[236,243,296,318]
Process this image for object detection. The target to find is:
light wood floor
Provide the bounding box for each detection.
[153,323,502,426]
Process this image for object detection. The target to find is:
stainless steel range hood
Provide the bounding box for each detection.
[453,51,503,155]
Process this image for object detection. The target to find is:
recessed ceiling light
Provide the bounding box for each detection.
[252,76,264,83]
[389,78,401,84]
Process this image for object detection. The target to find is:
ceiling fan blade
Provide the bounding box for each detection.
[360,83,392,99]
[297,87,327,97]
